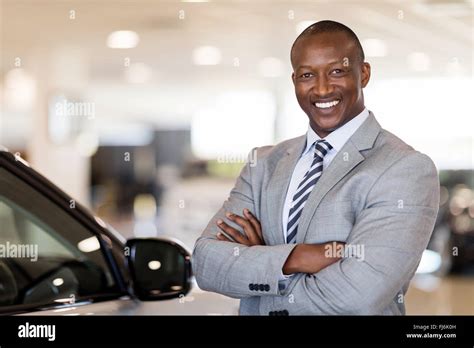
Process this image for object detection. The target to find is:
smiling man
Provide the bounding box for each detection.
[192,20,440,315]
[291,24,369,137]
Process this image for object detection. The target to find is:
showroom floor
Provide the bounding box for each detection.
[406,275,474,315]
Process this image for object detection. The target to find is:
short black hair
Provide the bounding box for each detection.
[291,20,365,64]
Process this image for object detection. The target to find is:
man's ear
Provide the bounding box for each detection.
[361,62,371,88]
[291,72,296,86]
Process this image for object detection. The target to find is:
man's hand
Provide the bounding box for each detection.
[215,209,343,275]
[216,208,265,246]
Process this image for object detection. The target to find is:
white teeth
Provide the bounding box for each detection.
[314,100,340,109]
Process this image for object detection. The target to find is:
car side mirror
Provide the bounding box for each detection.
[125,238,192,301]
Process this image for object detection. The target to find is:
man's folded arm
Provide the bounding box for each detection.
[279,152,440,314]
[192,148,297,298]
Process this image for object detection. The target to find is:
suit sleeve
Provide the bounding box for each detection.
[192,148,297,299]
[280,152,440,314]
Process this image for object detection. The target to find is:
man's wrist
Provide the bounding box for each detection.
[282,244,304,275]
[282,242,344,275]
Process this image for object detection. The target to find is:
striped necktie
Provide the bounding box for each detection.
[286,139,333,244]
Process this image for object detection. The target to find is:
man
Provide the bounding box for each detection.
[192,20,439,315]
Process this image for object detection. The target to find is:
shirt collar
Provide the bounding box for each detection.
[303,107,370,155]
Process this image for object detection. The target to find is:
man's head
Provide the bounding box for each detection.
[291,20,371,138]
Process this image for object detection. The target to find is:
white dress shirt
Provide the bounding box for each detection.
[279,108,369,280]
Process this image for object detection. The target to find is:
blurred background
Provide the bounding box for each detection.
[0,0,473,314]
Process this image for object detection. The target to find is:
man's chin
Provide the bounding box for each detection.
[310,117,343,136]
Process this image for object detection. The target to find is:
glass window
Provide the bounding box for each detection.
[0,168,120,310]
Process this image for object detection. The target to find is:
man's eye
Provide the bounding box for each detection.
[300,73,313,78]
[331,69,344,75]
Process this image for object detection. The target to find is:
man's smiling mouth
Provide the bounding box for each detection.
[313,99,340,109]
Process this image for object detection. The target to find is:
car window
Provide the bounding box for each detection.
[0,167,120,310]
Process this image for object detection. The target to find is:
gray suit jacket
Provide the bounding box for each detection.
[192,112,440,315]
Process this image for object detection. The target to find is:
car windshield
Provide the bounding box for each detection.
[0,167,120,310]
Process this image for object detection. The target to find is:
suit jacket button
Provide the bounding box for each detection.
[258,284,264,291]
[249,284,254,291]
[264,284,270,291]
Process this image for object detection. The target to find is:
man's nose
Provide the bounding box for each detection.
[313,75,334,98]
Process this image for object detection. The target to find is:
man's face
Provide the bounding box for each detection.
[291,31,371,138]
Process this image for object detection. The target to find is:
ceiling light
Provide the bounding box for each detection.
[107,30,140,49]
[52,278,64,287]
[192,46,221,65]
[77,236,101,253]
[148,260,161,270]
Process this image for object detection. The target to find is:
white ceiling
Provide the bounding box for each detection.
[0,0,473,147]
[2,0,472,77]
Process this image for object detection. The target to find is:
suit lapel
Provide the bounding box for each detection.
[265,136,306,246]
[296,111,382,243]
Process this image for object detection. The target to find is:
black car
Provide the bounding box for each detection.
[0,148,237,315]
